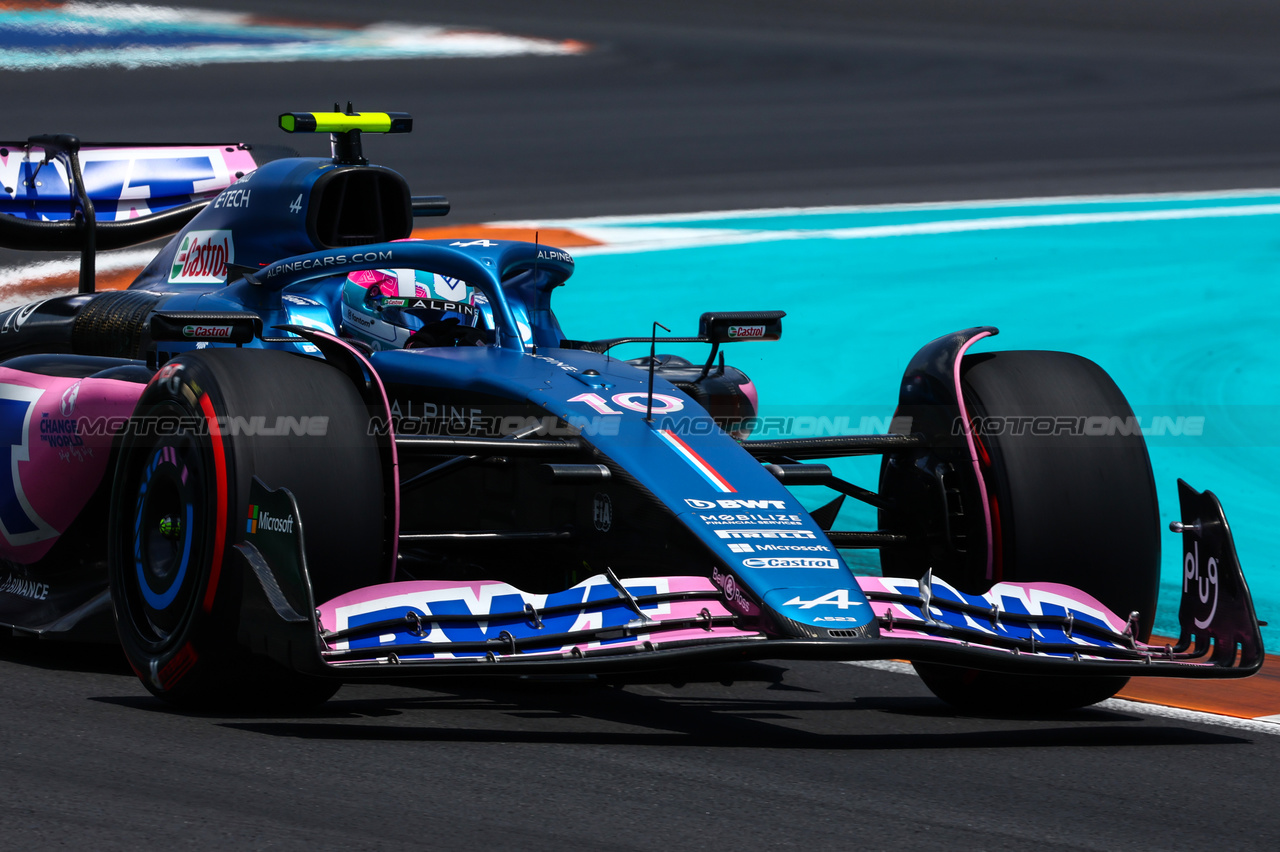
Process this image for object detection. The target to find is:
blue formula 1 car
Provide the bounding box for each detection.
[0,111,1263,711]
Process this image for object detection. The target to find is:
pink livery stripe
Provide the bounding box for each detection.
[655,429,736,493]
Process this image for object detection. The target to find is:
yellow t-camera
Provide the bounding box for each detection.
[279,112,412,134]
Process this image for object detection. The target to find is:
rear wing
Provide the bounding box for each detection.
[0,136,293,291]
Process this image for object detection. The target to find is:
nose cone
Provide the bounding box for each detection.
[763,585,876,637]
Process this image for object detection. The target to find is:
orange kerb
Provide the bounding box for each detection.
[1116,636,1280,719]
[410,225,601,248]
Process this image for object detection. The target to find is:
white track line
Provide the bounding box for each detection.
[0,249,159,310]
[841,660,1280,737]
[498,187,1280,228]
[567,202,1280,256]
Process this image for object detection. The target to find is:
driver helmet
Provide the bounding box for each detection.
[340,268,489,350]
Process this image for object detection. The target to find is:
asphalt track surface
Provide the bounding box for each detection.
[4,2,1280,849]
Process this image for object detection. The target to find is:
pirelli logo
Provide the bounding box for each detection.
[715,529,817,540]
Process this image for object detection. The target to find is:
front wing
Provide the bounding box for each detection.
[236,478,1263,680]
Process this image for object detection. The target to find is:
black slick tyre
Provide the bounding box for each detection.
[911,350,1161,713]
[108,349,387,710]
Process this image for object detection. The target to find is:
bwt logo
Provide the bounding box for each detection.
[686,498,786,510]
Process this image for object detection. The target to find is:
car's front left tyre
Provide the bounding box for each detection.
[109,349,388,710]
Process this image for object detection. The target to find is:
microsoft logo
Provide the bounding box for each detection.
[245,503,295,535]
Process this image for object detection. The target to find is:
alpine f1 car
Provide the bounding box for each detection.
[0,111,1263,711]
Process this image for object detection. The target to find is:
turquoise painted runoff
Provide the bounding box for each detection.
[550,192,1280,646]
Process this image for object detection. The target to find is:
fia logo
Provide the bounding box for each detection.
[1184,540,1219,629]
[593,492,612,532]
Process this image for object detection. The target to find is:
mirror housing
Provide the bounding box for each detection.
[697,310,785,343]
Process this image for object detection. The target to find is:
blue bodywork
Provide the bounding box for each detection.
[117,154,876,633]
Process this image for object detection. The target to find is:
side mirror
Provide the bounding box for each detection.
[697,310,785,343]
[150,311,263,345]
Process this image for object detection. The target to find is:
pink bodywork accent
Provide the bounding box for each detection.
[953,331,995,580]
[318,575,761,660]
[220,147,259,180]
[857,576,1214,664]
[738,379,758,414]
[81,145,261,219]
[850,574,1198,663]
[858,575,1127,633]
[0,369,145,563]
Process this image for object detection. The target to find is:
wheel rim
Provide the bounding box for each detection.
[124,429,211,646]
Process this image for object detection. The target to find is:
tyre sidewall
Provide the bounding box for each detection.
[109,350,387,707]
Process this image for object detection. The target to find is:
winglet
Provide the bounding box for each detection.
[1172,479,1265,671]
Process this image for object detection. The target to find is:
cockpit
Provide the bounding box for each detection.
[338,267,495,350]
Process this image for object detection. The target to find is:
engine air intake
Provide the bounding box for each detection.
[308,167,412,248]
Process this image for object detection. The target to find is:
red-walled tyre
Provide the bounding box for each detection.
[108,349,387,710]
[909,350,1161,713]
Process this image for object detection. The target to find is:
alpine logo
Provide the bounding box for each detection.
[170,230,234,284]
[741,557,839,569]
[537,248,573,263]
[686,498,786,510]
[246,504,295,535]
[782,589,865,609]
[182,325,235,339]
[727,325,766,339]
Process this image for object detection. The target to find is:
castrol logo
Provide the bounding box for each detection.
[169,230,234,284]
[182,325,235,339]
